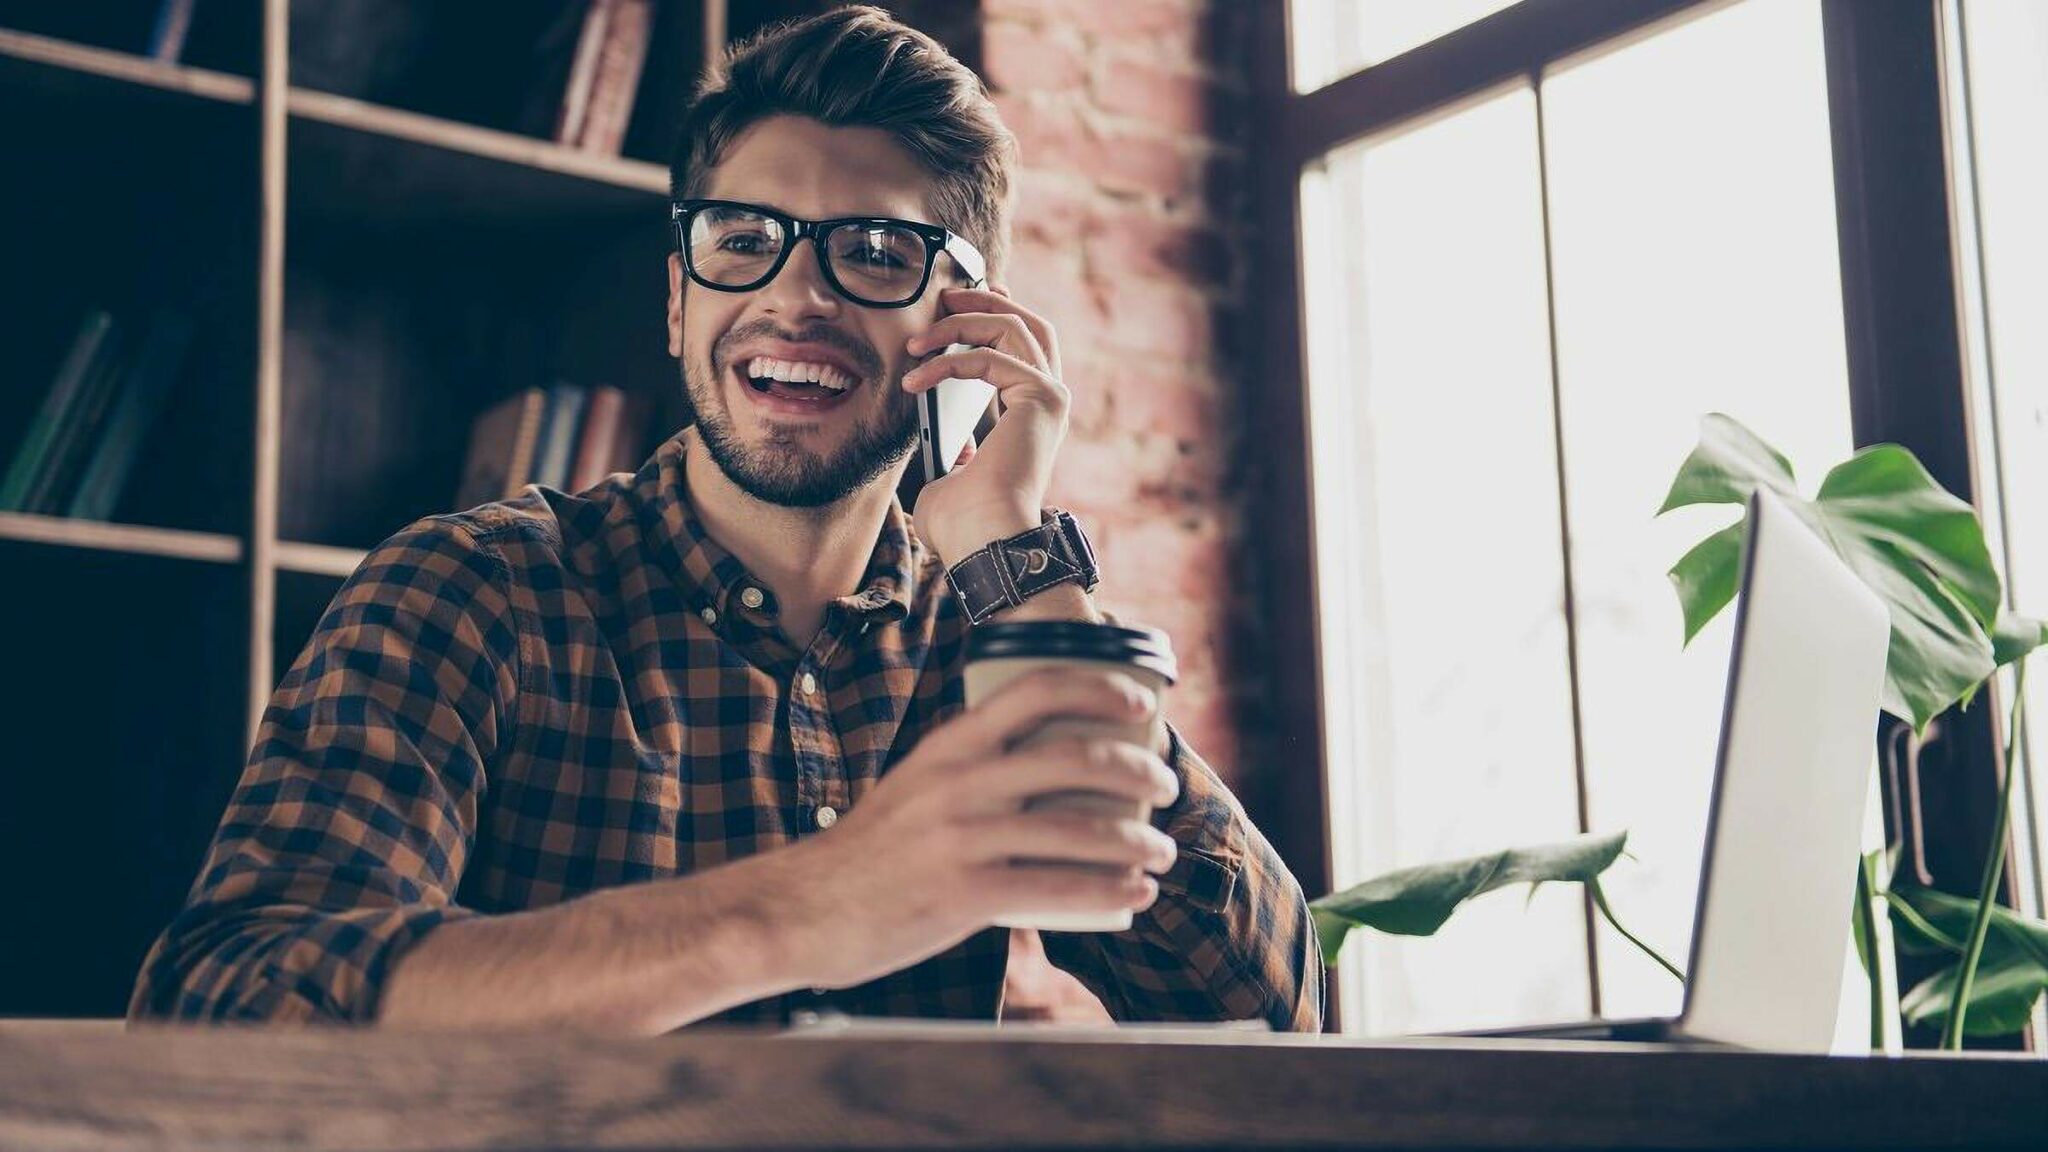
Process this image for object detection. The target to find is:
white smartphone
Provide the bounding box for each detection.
[916,343,998,484]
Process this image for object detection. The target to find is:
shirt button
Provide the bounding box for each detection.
[815,804,839,829]
[699,607,717,625]
[740,586,765,610]
[800,672,817,696]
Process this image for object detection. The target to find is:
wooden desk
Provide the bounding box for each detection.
[1,1022,2041,1149]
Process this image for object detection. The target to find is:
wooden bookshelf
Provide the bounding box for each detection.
[0,25,252,103]
[0,510,243,564]
[272,539,365,578]
[0,0,984,1020]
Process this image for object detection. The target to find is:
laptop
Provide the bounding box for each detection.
[1454,487,1891,1051]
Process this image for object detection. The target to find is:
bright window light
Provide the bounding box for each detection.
[1290,0,1523,92]
[1299,0,1854,1033]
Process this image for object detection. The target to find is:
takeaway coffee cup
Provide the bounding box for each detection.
[964,620,1178,932]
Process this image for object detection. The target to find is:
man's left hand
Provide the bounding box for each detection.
[901,285,1067,566]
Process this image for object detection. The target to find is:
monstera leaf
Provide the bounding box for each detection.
[1310,832,1626,964]
[1888,885,2048,1038]
[1659,414,2043,733]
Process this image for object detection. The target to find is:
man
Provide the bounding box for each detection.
[132,5,1322,1033]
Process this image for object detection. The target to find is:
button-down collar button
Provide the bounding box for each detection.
[740,586,765,610]
[800,672,817,696]
[815,804,839,829]
[699,607,717,625]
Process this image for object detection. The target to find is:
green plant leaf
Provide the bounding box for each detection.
[1814,446,2003,627]
[1660,417,2008,733]
[1899,956,2047,1037]
[1891,888,2048,1038]
[1308,832,1627,964]
[1992,610,2048,668]
[1657,413,1798,514]
[1885,889,1967,957]
[1852,542,1996,732]
[1668,522,1744,647]
[1895,885,2048,968]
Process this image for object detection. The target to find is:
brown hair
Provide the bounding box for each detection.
[669,5,1016,278]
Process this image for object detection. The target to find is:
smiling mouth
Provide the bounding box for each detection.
[738,355,859,404]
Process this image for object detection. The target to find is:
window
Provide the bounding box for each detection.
[1293,0,1862,1035]
[1290,0,1522,91]
[1948,0,2048,930]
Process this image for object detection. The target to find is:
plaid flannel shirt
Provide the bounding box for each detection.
[130,430,1324,1030]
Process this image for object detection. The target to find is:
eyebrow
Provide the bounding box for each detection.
[709,197,934,223]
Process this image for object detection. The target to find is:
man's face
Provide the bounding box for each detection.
[667,115,948,508]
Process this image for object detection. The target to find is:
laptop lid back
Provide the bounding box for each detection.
[1676,488,1890,1052]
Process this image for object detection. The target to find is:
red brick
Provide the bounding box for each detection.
[1095,57,1215,137]
[1047,431,1152,510]
[1105,363,1225,445]
[1009,173,1104,250]
[987,0,1198,38]
[1001,256,1112,357]
[1082,209,1233,287]
[983,20,1089,95]
[1099,283,1213,361]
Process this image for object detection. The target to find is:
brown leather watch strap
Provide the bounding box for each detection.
[945,509,1100,625]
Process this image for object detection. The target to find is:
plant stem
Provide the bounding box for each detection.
[1942,660,2028,1049]
[1856,852,1885,1049]
[1590,877,1686,984]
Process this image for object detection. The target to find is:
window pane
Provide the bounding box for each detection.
[1541,0,1855,1020]
[1952,0,2048,922]
[1291,0,1522,92]
[1301,85,1590,1036]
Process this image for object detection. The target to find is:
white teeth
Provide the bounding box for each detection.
[743,356,853,392]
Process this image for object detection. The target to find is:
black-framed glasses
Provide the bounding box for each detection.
[671,199,987,309]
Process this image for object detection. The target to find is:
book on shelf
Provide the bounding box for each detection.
[0,306,197,521]
[567,385,630,492]
[576,0,654,156]
[68,310,196,522]
[455,387,547,510]
[532,383,589,491]
[455,384,646,510]
[22,318,129,516]
[555,0,614,146]
[0,311,115,512]
[147,0,198,62]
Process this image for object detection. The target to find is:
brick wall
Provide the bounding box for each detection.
[979,0,1265,785]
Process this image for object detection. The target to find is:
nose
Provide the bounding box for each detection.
[757,237,842,322]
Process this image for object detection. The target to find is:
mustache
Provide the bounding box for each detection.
[712,320,885,380]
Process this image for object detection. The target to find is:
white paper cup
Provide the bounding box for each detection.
[963,621,1178,932]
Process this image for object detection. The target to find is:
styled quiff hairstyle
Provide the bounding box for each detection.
[669,5,1017,278]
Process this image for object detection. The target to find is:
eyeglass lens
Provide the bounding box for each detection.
[686,205,931,304]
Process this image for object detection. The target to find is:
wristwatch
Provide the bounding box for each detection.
[945,509,1101,625]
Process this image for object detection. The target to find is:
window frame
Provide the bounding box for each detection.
[1247,0,2025,1046]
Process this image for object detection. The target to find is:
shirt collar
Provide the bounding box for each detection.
[635,430,920,625]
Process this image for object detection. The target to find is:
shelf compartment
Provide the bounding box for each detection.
[0,542,249,1017]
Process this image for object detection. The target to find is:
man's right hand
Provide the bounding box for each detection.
[766,667,1182,993]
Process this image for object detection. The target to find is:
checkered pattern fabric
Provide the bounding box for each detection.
[129,430,1324,1031]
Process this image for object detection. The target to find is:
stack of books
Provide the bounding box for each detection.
[456,384,645,511]
[1,308,194,520]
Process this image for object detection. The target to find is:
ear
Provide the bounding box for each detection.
[666,252,685,359]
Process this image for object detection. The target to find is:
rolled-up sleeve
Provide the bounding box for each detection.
[1038,726,1325,1032]
[128,516,522,1023]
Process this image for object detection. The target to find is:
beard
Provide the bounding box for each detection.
[684,320,919,509]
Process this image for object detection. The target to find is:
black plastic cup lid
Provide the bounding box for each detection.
[965,620,1178,685]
